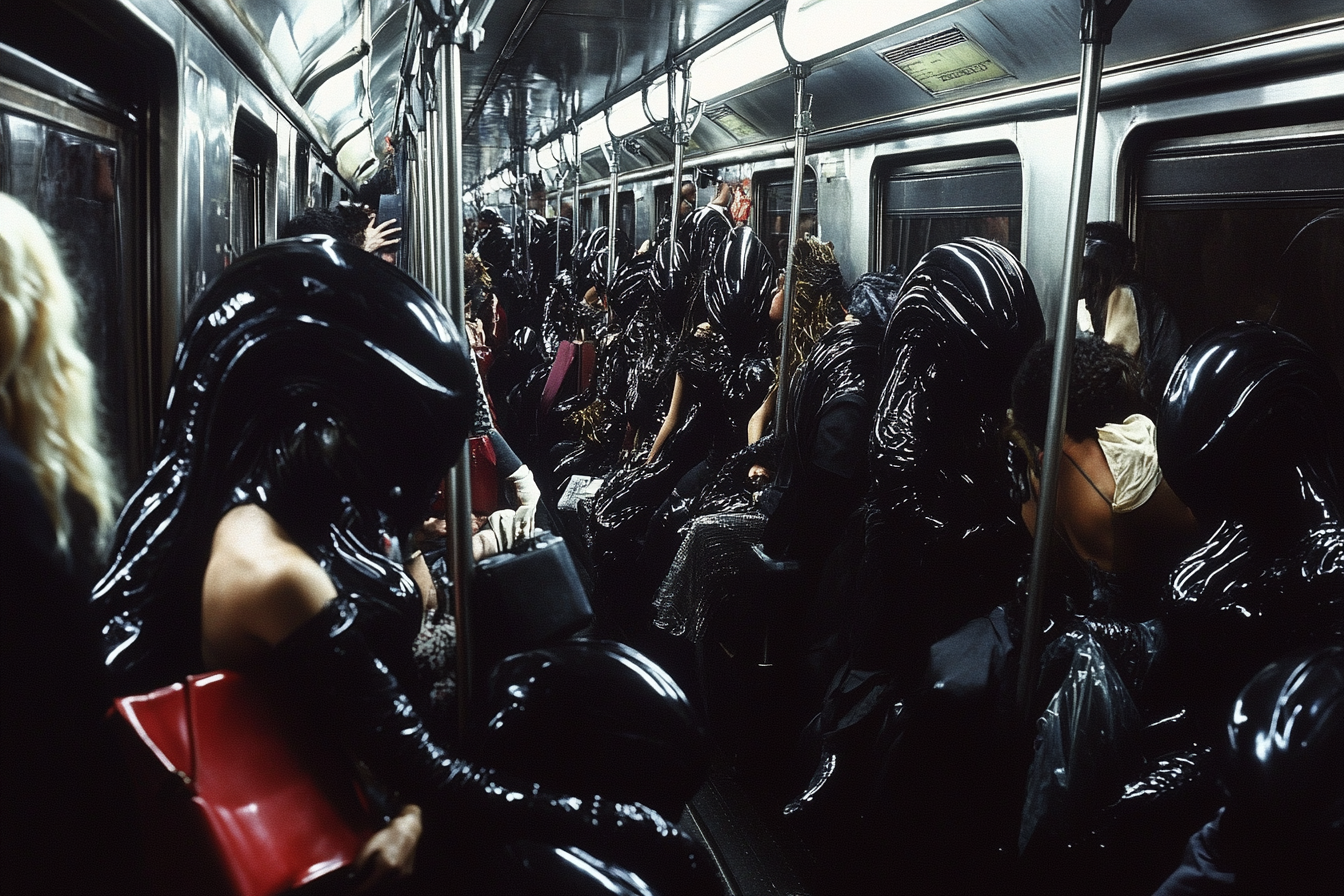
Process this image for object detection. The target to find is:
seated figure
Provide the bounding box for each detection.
[91,236,716,893]
[1009,334,1199,624]
[1026,323,1344,893]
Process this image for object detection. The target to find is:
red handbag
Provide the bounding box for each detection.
[111,670,377,896]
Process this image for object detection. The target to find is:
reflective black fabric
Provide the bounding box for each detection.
[473,219,513,280]
[92,237,477,696]
[588,232,775,583]
[849,237,1044,674]
[845,268,904,329]
[705,227,775,356]
[1154,323,1344,729]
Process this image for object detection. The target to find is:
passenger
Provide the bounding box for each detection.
[280,205,350,241]
[0,193,139,893]
[588,227,776,633]
[1151,322,1343,736]
[797,237,1043,827]
[1078,221,1183,403]
[1154,645,1344,896]
[644,235,847,596]
[90,237,713,893]
[1008,334,1199,622]
[651,252,886,645]
[1028,323,1344,893]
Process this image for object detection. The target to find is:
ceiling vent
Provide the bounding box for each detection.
[877,27,1012,95]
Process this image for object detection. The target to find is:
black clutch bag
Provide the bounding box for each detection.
[471,530,594,682]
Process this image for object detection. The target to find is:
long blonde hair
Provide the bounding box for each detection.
[0,193,119,553]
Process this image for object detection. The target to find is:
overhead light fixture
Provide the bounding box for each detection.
[576,116,608,153]
[781,0,976,63]
[690,17,787,104]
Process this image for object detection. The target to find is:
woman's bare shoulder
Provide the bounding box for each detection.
[203,505,336,658]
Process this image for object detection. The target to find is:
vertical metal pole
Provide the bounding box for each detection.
[1017,0,1129,715]
[774,68,811,440]
[667,67,688,289]
[571,123,581,277]
[434,36,475,732]
[606,138,619,284]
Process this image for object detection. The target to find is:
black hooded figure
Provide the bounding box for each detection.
[794,239,1043,839]
[91,237,716,894]
[1153,322,1344,732]
[588,227,775,632]
[1155,645,1344,896]
[1037,324,1344,896]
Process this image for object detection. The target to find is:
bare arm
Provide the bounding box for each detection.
[646,372,685,465]
[200,503,423,881]
[748,387,775,444]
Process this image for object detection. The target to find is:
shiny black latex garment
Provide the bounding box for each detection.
[1153,323,1344,733]
[763,321,885,568]
[847,237,1045,678]
[541,270,606,358]
[92,236,477,698]
[588,233,774,578]
[473,221,514,281]
[478,641,711,820]
[844,268,905,327]
[273,598,718,895]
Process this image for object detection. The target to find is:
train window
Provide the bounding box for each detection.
[618,190,635,243]
[1134,123,1344,381]
[230,110,273,258]
[0,58,149,485]
[321,170,334,207]
[654,183,671,227]
[756,171,818,269]
[230,156,261,256]
[877,152,1022,275]
[294,138,311,211]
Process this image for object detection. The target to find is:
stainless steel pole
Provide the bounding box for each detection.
[606,138,619,285]
[434,35,475,731]
[571,123,581,277]
[1017,0,1131,716]
[774,68,811,440]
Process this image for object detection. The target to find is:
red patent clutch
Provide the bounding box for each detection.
[111,670,377,896]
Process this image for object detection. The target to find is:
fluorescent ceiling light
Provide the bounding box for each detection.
[576,116,608,153]
[781,0,973,63]
[690,17,787,104]
[536,141,561,169]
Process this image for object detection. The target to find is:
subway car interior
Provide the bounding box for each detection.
[3,1,1343,894]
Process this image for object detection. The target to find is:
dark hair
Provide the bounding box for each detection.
[281,207,350,241]
[1011,335,1145,447]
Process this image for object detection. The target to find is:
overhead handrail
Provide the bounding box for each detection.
[1016,0,1133,719]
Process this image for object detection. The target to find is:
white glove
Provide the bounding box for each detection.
[507,465,540,540]
[487,508,516,552]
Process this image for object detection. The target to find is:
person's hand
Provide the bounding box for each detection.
[487,508,516,551]
[507,466,540,539]
[351,803,421,894]
[364,218,402,254]
[413,517,448,551]
[747,464,774,487]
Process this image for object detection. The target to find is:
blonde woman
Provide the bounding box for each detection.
[1,192,135,893]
